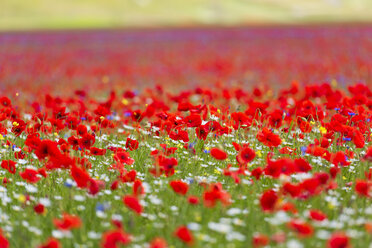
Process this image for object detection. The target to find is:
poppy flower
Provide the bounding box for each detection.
[110,180,119,191]
[287,219,313,237]
[187,196,199,205]
[35,140,61,160]
[256,128,282,147]
[90,147,106,156]
[352,129,365,148]
[20,169,41,183]
[53,213,82,230]
[76,124,88,136]
[170,180,189,195]
[260,189,278,212]
[236,146,255,165]
[71,165,91,188]
[1,160,16,174]
[355,180,370,197]
[184,114,202,127]
[0,97,11,107]
[364,147,372,161]
[114,151,134,165]
[231,112,251,129]
[196,124,210,140]
[120,170,137,183]
[282,182,301,198]
[123,195,143,215]
[327,232,350,248]
[133,179,145,196]
[149,237,168,248]
[38,238,60,248]
[251,167,263,180]
[101,229,131,248]
[210,148,228,160]
[126,138,139,151]
[309,209,327,221]
[0,229,8,248]
[252,233,269,247]
[294,158,312,173]
[174,226,193,245]
[34,203,46,215]
[78,133,95,149]
[203,183,231,207]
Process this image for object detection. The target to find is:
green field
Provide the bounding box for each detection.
[1,0,372,30]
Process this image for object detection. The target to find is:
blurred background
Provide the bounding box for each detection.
[1,0,372,30]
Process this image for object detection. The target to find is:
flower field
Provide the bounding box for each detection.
[0,27,371,248]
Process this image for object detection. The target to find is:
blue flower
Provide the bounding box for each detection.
[96,203,105,212]
[300,146,307,156]
[188,142,196,149]
[64,181,73,188]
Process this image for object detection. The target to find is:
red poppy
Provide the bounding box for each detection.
[126,138,139,151]
[355,180,370,197]
[123,195,143,215]
[170,180,189,195]
[352,129,365,148]
[133,179,145,196]
[76,124,88,136]
[236,146,255,165]
[264,158,295,178]
[35,140,61,160]
[184,114,202,127]
[0,97,11,107]
[251,167,263,180]
[309,209,327,221]
[196,124,210,140]
[327,232,350,248]
[256,128,282,147]
[34,203,45,215]
[231,112,251,129]
[187,196,199,205]
[101,229,131,248]
[282,182,301,198]
[114,151,134,165]
[20,169,41,184]
[0,229,9,248]
[294,158,312,173]
[252,233,269,247]
[120,170,137,183]
[149,237,167,248]
[71,165,91,188]
[287,219,314,237]
[364,146,372,161]
[174,226,193,245]
[150,155,178,177]
[203,183,231,207]
[78,133,95,149]
[110,180,119,191]
[90,147,106,156]
[38,238,60,248]
[210,148,228,160]
[1,160,16,174]
[260,189,278,212]
[53,213,82,230]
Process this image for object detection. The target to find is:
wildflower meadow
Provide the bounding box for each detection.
[0,27,371,248]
